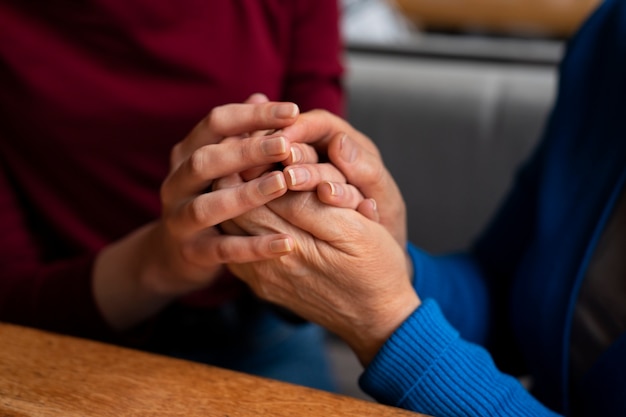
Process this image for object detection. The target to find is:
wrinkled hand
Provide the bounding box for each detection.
[217,175,420,366]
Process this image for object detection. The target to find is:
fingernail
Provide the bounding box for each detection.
[261,136,287,156]
[290,146,302,163]
[285,167,310,187]
[259,173,286,196]
[273,103,299,119]
[369,198,377,212]
[340,135,357,163]
[324,181,342,196]
[270,238,293,254]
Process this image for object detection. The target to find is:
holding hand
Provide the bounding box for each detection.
[280,110,407,248]
[93,97,305,330]
[220,185,419,366]
[213,107,420,365]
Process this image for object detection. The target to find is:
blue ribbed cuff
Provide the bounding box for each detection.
[359,299,457,405]
[359,299,559,417]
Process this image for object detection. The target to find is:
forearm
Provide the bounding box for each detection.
[93,222,206,331]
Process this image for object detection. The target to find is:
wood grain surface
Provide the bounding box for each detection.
[0,322,427,417]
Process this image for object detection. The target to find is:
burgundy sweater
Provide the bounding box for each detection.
[0,0,344,341]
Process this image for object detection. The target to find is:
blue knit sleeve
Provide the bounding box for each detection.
[359,299,561,417]
[408,243,491,345]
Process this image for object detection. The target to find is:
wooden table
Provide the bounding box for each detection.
[0,323,427,417]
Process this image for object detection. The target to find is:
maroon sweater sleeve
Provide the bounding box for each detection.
[0,167,115,340]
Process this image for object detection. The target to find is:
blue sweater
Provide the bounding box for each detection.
[359,1,626,416]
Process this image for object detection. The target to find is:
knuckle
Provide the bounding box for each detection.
[235,183,257,208]
[213,239,233,264]
[188,148,207,178]
[187,197,209,225]
[201,108,219,130]
[170,142,184,168]
[237,139,254,163]
[308,108,330,118]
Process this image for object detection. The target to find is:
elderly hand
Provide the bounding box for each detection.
[208,107,418,364]
[217,175,420,365]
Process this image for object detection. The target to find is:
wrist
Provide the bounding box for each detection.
[349,293,421,367]
[93,222,177,331]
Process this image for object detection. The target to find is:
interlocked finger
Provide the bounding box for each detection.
[171,101,299,170]
[316,181,367,211]
[162,135,290,203]
[183,233,294,266]
[168,171,287,240]
[282,163,346,191]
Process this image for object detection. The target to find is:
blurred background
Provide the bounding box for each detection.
[342,0,600,43]
[327,0,602,400]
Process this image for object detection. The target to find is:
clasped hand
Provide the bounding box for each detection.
[211,98,420,366]
[94,94,419,353]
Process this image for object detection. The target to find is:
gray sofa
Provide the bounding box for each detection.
[344,41,559,253]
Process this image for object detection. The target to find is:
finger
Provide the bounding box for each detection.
[284,143,319,166]
[183,233,294,266]
[327,133,404,197]
[245,93,280,137]
[266,191,370,243]
[240,164,276,182]
[327,133,406,241]
[170,171,287,239]
[162,134,290,202]
[280,109,347,148]
[213,173,291,238]
[357,198,379,222]
[316,181,366,210]
[281,109,379,155]
[245,93,270,104]
[211,171,242,191]
[284,163,346,190]
[194,101,297,141]
[240,139,321,182]
[219,135,276,179]
[219,134,281,182]
[173,101,299,167]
